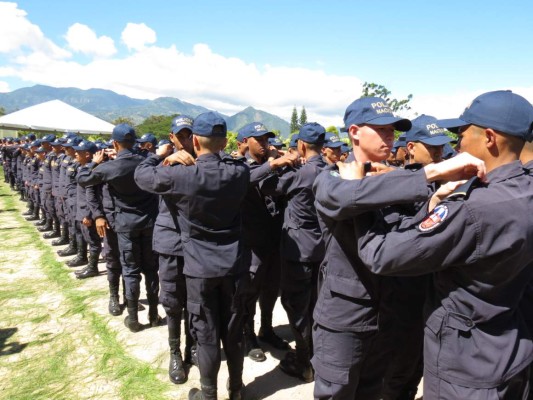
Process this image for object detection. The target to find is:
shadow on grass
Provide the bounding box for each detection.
[0,327,27,356]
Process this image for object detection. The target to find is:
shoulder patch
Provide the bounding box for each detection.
[330,171,340,178]
[418,205,449,232]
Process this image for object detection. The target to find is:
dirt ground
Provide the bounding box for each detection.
[0,187,423,400]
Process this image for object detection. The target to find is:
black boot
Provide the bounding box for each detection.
[26,207,40,221]
[52,224,69,246]
[244,332,266,362]
[258,326,290,350]
[227,378,244,400]
[38,218,53,232]
[169,339,187,384]
[75,252,99,279]
[108,282,122,316]
[124,299,142,333]
[66,243,88,267]
[43,219,61,238]
[188,384,217,400]
[35,210,47,226]
[148,296,162,327]
[57,236,77,256]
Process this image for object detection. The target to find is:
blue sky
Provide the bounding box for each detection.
[1,0,533,126]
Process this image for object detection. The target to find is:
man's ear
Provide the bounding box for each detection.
[484,128,497,149]
[349,125,361,142]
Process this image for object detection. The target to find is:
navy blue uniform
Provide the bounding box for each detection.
[354,161,533,399]
[261,154,326,369]
[135,151,249,395]
[242,157,285,346]
[77,149,158,303]
[134,154,195,365]
[312,166,432,399]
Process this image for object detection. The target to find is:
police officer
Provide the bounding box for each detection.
[77,124,159,333]
[50,137,70,246]
[353,90,533,399]
[239,122,297,362]
[72,140,102,279]
[311,97,414,399]
[134,115,197,384]
[321,132,343,165]
[137,112,249,400]
[261,122,328,382]
[137,133,158,155]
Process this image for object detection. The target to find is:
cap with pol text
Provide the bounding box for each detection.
[324,132,343,148]
[171,115,194,134]
[238,122,275,139]
[62,136,82,148]
[406,114,452,146]
[344,97,411,132]
[40,134,57,143]
[192,112,227,138]
[73,140,98,154]
[269,137,284,148]
[439,90,533,141]
[299,122,326,144]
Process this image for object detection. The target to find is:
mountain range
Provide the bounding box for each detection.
[0,85,291,136]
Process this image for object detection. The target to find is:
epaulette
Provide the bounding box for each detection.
[447,176,482,200]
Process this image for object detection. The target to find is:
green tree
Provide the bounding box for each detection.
[111,116,136,126]
[299,106,308,126]
[361,82,413,113]
[136,114,177,140]
[326,126,339,134]
[290,107,299,133]
[224,131,238,153]
[0,106,5,117]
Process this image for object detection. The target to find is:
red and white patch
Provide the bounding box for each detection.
[418,205,449,232]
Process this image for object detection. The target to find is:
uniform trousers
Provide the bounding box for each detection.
[116,227,158,302]
[186,275,246,390]
[423,366,530,400]
[243,245,281,333]
[280,259,319,358]
[103,228,122,285]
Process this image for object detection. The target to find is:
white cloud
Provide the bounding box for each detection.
[0,80,10,92]
[65,23,116,58]
[121,23,156,51]
[0,2,70,59]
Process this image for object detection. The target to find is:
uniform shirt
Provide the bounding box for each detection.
[134,152,249,278]
[312,166,432,332]
[58,155,72,198]
[355,160,533,388]
[51,153,65,197]
[42,152,56,192]
[75,165,92,221]
[76,149,157,233]
[65,160,80,210]
[241,155,284,248]
[261,154,327,263]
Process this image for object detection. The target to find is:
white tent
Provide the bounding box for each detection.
[0,99,114,135]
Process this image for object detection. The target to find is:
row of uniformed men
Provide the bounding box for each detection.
[2,89,533,400]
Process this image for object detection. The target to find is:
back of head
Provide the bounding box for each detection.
[112,124,137,149]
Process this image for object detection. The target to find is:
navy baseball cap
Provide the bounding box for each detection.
[40,134,56,143]
[157,139,171,148]
[324,132,343,148]
[439,90,533,141]
[289,134,299,148]
[95,141,109,150]
[137,133,158,145]
[26,133,37,141]
[299,122,326,144]
[341,143,352,153]
[442,143,457,159]
[112,124,137,142]
[30,139,42,147]
[406,115,452,146]
[62,136,83,148]
[192,112,227,138]
[51,137,67,146]
[393,133,407,150]
[73,140,98,154]
[238,122,275,139]
[171,115,194,134]
[268,137,284,148]
[344,97,411,131]
[63,132,77,139]
[35,146,46,153]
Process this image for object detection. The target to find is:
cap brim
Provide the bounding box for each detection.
[172,125,193,134]
[438,118,468,134]
[247,131,275,139]
[418,135,453,146]
[324,142,344,148]
[366,116,412,132]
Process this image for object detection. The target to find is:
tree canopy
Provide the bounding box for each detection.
[361,82,413,113]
